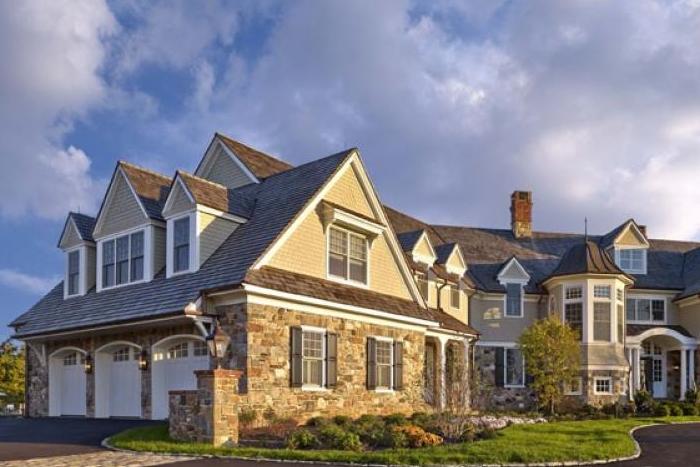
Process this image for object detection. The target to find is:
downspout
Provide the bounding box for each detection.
[437,276,449,311]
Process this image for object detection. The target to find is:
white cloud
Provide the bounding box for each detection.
[0,269,60,295]
[0,0,116,220]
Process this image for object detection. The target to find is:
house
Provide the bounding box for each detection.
[10,134,476,421]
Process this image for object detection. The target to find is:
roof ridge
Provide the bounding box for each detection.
[118,160,172,181]
[177,170,228,190]
[215,132,292,166]
[261,148,356,182]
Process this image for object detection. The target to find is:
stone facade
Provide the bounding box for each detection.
[474,346,536,411]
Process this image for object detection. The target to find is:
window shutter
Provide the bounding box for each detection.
[494,347,504,387]
[326,333,338,388]
[393,341,404,390]
[367,337,377,390]
[290,326,303,387]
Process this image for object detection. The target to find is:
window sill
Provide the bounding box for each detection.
[374,388,395,394]
[503,314,524,319]
[301,386,329,392]
[327,275,369,289]
[504,384,525,389]
[99,278,147,292]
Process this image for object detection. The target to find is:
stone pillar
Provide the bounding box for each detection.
[680,349,688,400]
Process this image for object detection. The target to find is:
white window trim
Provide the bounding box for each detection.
[503,346,525,389]
[96,225,152,292]
[166,211,199,278]
[502,282,525,318]
[562,283,585,338]
[64,245,86,299]
[450,285,461,310]
[614,246,647,275]
[593,376,613,395]
[626,295,667,325]
[564,377,583,396]
[326,224,370,289]
[372,335,395,393]
[300,325,328,391]
[417,276,431,303]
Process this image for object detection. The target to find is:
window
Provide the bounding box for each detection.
[653,359,663,383]
[67,250,80,296]
[594,302,611,342]
[594,285,611,298]
[450,286,460,308]
[594,377,612,394]
[174,217,190,273]
[564,302,583,338]
[113,347,130,362]
[617,304,624,343]
[302,330,324,387]
[505,283,523,317]
[626,298,665,323]
[63,353,77,366]
[618,248,645,273]
[417,277,429,300]
[504,348,524,387]
[616,288,624,301]
[376,340,393,389]
[193,340,208,357]
[167,342,189,359]
[564,377,583,395]
[565,286,582,300]
[328,227,368,284]
[102,230,146,288]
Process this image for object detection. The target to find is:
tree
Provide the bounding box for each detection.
[0,340,25,406]
[519,316,580,415]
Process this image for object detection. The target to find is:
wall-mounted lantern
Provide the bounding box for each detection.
[83,354,93,374]
[138,349,150,371]
[206,321,231,369]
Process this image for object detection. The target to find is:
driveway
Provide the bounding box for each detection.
[608,422,700,467]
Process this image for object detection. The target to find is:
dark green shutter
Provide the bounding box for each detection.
[326,333,337,388]
[494,347,504,387]
[393,341,404,390]
[290,326,303,387]
[367,337,377,390]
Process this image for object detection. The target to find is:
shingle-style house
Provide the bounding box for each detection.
[10,133,700,423]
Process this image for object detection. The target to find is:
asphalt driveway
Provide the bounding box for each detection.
[608,422,700,467]
[0,416,157,461]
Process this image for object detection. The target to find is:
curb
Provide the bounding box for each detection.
[101,421,699,467]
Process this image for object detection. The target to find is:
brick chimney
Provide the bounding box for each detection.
[511,191,532,238]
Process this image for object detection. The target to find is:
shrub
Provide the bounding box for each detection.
[459,423,477,442]
[286,429,319,449]
[581,404,602,419]
[682,404,699,416]
[351,415,387,447]
[685,389,699,405]
[409,412,431,428]
[655,403,671,417]
[263,407,277,423]
[305,416,332,428]
[318,425,363,451]
[332,415,353,428]
[383,413,408,426]
[239,408,257,428]
[670,404,684,417]
[634,390,655,415]
[381,426,409,448]
[392,425,444,448]
[478,427,498,440]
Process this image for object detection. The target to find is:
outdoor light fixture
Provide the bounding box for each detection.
[84,354,93,374]
[138,349,149,371]
[206,320,231,369]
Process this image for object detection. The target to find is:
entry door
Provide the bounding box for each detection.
[109,348,141,417]
[61,353,86,416]
[652,355,666,398]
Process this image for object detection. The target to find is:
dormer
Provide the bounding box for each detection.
[398,230,437,267]
[601,219,650,275]
[194,133,292,189]
[497,257,530,318]
[57,212,96,299]
[435,243,467,277]
[162,171,248,277]
[92,162,171,292]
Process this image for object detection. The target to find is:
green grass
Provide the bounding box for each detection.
[110,417,700,465]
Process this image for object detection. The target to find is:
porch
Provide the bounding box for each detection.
[626,326,699,401]
[423,334,471,409]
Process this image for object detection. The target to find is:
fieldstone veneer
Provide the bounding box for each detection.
[217,303,431,421]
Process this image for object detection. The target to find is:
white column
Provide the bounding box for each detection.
[439,336,448,410]
[680,348,688,400]
[690,348,696,391]
[626,348,634,401]
[634,347,641,392]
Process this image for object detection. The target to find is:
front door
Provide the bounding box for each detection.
[652,354,666,399]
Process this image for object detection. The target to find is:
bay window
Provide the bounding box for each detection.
[328,227,368,284]
[564,285,583,339]
[593,302,612,342]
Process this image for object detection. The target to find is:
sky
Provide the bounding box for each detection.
[2,0,700,340]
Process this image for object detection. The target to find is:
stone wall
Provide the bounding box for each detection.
[217,303,436,422]
[474,346,536,411]
[582,369,628,407]
[25,323,202,418]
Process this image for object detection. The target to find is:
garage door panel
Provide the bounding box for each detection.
[58,352,87,416]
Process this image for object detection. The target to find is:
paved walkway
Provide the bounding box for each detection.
[0,450,194,467]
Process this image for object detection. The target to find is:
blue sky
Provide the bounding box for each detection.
[2,0,700,341]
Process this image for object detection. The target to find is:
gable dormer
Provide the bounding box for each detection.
[92,162,171,291]
[497,257,530,318]
[601,219,650,275]
[58,212,96,299]
[162,172,247,277]
[194,133,292,189]
[435,243,467,277]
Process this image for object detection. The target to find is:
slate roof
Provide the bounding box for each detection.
[59,212,97,245]
[435,243,458,265]
[217,133,294,179]
[119,162,172,220]
[397,230,424,252]
[11,149,354,337]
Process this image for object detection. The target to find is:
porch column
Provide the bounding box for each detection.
[680,348,688,400]
[690,348,696,391]
[633,347,641,392]
[626,348,634,401]
[437,336,448,410]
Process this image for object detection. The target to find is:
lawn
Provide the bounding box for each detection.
[110,417,700,465]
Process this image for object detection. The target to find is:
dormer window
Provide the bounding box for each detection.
[101,230,146,289]
[67,250,80,297]
[617,248,646,274]
[173,217,191,273]
[328,226,368,285]
[505,283,523,317]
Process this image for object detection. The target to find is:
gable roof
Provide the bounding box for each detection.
[397,229,424,252]
[176,171,254,219]
[58,212,96,247]
[435,243,458,265]
[599,219,649,249]
[118,162,172,220]
[216,133,293,179]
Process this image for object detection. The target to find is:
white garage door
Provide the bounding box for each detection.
[152,340,209,419]
[109,347,141,417]
[60,352,86,416]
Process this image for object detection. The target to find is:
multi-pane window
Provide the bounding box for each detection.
[376,340,393,389]
[167,342,188,359]
[63,353,77,366]
[193,340,208,357]
[67,250,80,296]
[594,285,611,298]
[302,331,324,387]
[450,286,460,308]
[174,217,191,273]
[653,359,663,383]
[626,298,665,323]
[505,283,522,317]
[617,304,624,343]
[113,347,130,362]
[565,286,582,300]
[594,302,611,342]
[328,227,368,284]
[417,277,429,300]
[505,348,524,387]
[618,249,645,272]
[594,377,612,394]
[564,302,583,338]
[102,230,146,288]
